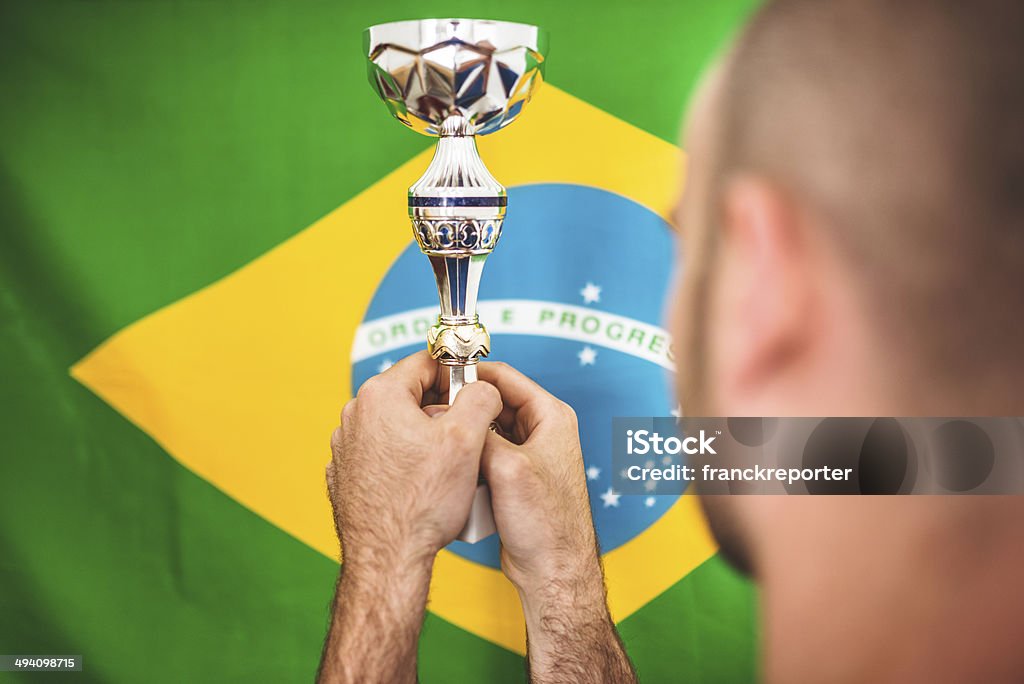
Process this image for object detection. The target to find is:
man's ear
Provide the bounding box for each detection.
[713,175,816,402]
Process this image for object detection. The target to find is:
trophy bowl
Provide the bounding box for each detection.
[364,18,547,136]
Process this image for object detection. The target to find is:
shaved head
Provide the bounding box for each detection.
[673,0,1024,579]
[699,0,1024,402]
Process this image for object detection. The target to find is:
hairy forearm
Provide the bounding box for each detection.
[317,552,433,684]
[518,566,637,684]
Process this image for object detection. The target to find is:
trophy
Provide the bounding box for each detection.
[364,19,546,543]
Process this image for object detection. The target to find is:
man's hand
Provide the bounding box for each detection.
[318,351,501,684]
[478,362,637,684]
[328,350,500,567]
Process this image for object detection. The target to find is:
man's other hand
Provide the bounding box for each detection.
[478,361,636,683]
[476,361,602,592]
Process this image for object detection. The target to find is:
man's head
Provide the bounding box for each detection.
[670,0,1024,582]
[673,0,1024,420]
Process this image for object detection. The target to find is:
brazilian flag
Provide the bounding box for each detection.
[0,1,758,681]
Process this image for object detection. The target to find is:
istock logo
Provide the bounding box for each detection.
[626,428,718,456]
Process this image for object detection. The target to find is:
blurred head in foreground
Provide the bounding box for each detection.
[671,0,1024,680]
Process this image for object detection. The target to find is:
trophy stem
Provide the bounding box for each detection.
[447,361,496,544]
[447,363,477,405]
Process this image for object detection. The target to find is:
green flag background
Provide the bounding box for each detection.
[0,1,759,681]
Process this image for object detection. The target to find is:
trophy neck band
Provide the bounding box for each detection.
[408,196,507,208]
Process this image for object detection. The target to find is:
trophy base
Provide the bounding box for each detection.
[457,482,496,543]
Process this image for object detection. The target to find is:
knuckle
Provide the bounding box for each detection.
[443,421,475,452]
[355,375,384,401]
[554,398,578,423]
[490,450,529,484]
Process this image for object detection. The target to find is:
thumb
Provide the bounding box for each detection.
[442,380,502,436]
[422,404,449,418]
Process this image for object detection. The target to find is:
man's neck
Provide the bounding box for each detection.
[757,497,1024,683]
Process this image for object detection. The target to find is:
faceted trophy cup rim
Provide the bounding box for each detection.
[363,18,547,54]
[363,18,548,137]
